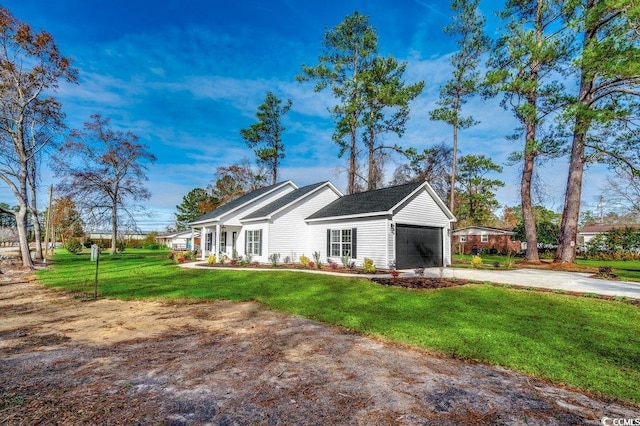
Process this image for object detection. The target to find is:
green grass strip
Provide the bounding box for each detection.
[37,249,640,404]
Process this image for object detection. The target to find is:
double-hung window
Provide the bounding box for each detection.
[329,228,354,258]
[245,230,262,256]
[481,234,489,243]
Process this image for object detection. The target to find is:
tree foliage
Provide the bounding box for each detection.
[240,92,292,185]
[49,196,84,245]
[361,56,423,189]
[486,0,570,262]
[175,188,218,230]
[455,154,504,226]
[0,7,77,266]
[556,0,640,263]
[208,159,267,205]
[430,0,489,211]
[297,12,378,194]
[52,114,155,254]
[390,143,453,202]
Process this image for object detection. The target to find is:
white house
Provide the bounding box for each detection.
[189,180,456,269]
[157,230,200,250]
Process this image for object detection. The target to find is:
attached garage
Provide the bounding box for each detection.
[395,224,443,269]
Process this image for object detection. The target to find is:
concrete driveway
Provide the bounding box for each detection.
[418,267,640,299]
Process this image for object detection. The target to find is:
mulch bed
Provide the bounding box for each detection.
[371,276,474,289]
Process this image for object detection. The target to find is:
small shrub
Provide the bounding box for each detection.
[231,248,239,260]
[328,261,338,270]
[340,255,350,268]
[390,269,400,279]
[143,244,161,250]
[299,254,310,267]
[307,261,315,269]
[269,253,281,268]
[83,237,93,248]
[493,261,501,269]
[251,261,260,267]
[471,255,483,269]
[64,238,83,254]
[207,254,216,265]
[414,267,424,277]
[348,261,356,269]
[283,256,291,264]
[218,254,228,265]
[362,258,376,273]
[312,251,322,269]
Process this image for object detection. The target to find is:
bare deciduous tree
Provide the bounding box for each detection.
[52,114,155,254]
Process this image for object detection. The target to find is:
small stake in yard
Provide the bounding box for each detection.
[91,244,100,299]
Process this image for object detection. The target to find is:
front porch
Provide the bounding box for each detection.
[192,224,242,260]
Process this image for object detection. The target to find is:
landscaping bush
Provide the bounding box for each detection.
[207,254,216,265]
[312,251,322,269]
[299,254,310,267]
[269,253,280,268]
[64,238,83,254]
[362,258,376,273]
[471,255,483,269]
[143,244,161,250]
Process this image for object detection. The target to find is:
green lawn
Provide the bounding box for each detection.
[37,249,640,405]
[453,253,640,282]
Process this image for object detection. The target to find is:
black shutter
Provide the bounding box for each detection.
[327,229,331,257]
[351,228,357,258]
[258,229,263,256]
[244,230,248,255]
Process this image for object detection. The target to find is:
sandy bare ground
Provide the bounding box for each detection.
[1,259,639,425]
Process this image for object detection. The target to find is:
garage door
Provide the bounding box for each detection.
[395,225,443,269]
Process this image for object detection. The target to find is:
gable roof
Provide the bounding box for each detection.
[241,181,337,222]
[453,226,515,236]
[579,224,640,234]
[189,181,296,225]
[306,181,453,221]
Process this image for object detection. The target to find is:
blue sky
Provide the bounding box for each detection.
[1,0,609,230]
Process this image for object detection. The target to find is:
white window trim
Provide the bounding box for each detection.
[460,235,467,242]
[330,229,352,257]
[481,234,488,243]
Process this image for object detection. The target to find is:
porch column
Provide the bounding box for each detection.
[190,227,195,254]
[215,224,221,256]
[201,225,208,260]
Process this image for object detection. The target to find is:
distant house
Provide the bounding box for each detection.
[188,180,456,269]
[157,230,200,250]
[88,230,151,241]
[578,224,640,248]
[452,226,521,255]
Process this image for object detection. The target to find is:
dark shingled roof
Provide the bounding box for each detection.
[306,181,423,220]
[242,182,329,221]
[190,181,292,224]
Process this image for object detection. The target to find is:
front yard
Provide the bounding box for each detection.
[34,249,640,406]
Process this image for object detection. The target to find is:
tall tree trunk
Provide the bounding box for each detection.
[28,181,43,260]
[111,202,118,254]
[450,110,459,214]
[15,205,33,267]
[367,113,376,190]
[556,130,587,263]
[348,114,357,194]
[555,1,597,264]
[521,151,539,262]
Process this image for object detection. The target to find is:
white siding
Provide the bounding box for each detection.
[392,189,454,266]
[268,186,341,262]
[237,223,269,263]
[307,217,390,269]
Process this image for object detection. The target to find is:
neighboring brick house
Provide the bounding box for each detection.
[452,226,521,255]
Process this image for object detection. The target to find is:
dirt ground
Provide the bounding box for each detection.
[1,258,639,425]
